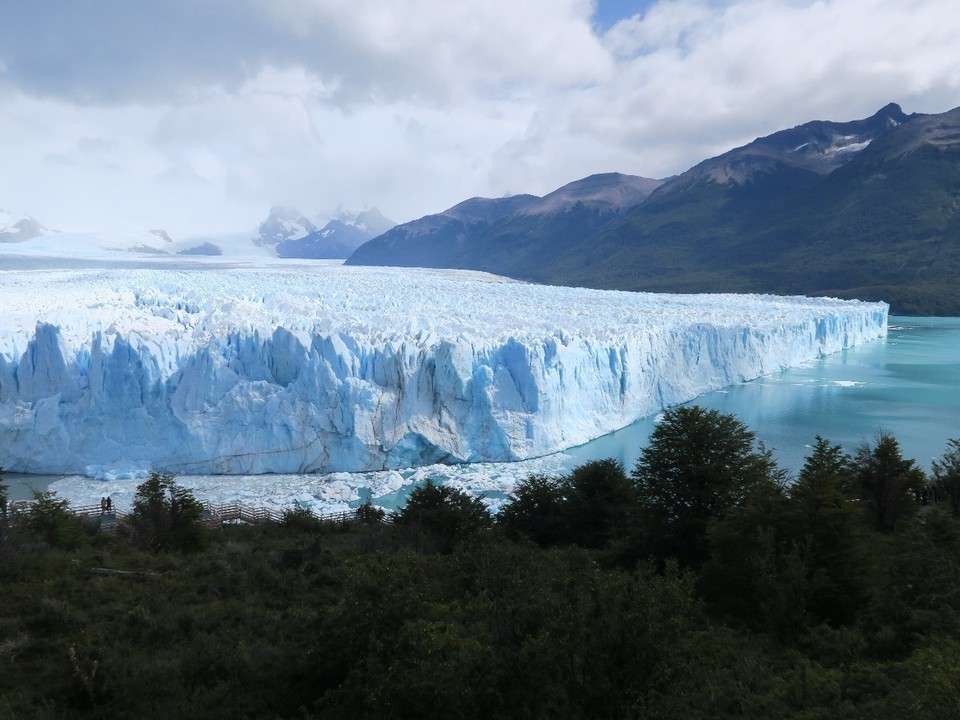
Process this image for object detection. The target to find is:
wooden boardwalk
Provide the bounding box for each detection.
[198,502,362,526]
[11,499,375,531]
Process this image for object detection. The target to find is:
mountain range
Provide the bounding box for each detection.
[256,206,396,259]
[347,173,663,274]
[347,103,960,315]
[0,210,50,243]
[0,205,396,261]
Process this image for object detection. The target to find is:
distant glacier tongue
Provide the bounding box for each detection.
[0,263,888,476]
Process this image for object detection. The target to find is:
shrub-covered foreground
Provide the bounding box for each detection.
[1,407,960,719]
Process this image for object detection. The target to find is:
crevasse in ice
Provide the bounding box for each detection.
[0,263,888,476]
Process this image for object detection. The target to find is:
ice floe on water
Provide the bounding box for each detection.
[49,453,573,515]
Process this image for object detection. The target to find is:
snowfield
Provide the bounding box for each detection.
[0,260,888,479]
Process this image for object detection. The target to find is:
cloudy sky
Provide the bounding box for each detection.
[1,0,958,237]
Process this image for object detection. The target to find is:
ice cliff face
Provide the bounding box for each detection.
[0,262,888,476]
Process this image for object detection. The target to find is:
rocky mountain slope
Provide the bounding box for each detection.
[348,104,960,315]
[347,173,661,271]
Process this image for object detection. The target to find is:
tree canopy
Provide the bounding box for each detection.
[853,433,926,532]
[1,422,959,718]
[392,479,492,552]
[632,405,783,565]
[130,471,206,552]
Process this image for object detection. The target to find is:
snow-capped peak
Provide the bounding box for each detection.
[256,205,317,246]
[0,209,52,243]
[319,206,396,237]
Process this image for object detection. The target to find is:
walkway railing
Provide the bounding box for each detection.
[71,503,128,521]
[6,499,384,530]
[201,502,366,526]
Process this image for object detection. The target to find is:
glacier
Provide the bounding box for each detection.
[0,260,888,477]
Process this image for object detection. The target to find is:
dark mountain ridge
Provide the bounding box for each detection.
[348,104,960,315]
[346,172,662,270]
[662,103,912,190]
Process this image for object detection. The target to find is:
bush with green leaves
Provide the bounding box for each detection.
[130,472,207,552]
[932,438,960,516]
[355,500,386,524]
[497,473,567,546]
[0,471,7,515]
[787,436,875,625]
[392,479,492,552]
[632,405,783,565]
[853,433,926,532]
[2,420,960,718]
[17,490,89,550]
[499,459,636,550]
[705,436,877,633]
[0,472,8,543]
[281,504,325,532]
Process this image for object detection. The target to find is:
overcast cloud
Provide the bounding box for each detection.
[1,0,958,236]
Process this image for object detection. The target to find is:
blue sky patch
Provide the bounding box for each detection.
[593,0,658,31]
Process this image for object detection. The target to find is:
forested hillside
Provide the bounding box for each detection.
[2,409,960,718]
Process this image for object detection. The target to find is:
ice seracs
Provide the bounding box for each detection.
[0,261,888,477]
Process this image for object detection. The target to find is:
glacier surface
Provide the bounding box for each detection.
[0,261,888,476]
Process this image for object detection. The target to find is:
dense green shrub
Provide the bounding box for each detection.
[853,434,926,532]
[130,472,207,552]
[632,405,784,565]
[392,479,492,552]
[932,438,960,515]
[498,459,635,550]
[1,418,959,719]
[17,490,90,550]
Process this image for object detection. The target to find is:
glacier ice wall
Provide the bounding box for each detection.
[0,263,888,476]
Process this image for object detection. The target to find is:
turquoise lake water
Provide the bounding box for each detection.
[564,316,960,475]
[6,316,959,505]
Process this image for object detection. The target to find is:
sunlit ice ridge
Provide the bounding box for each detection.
[0,261,887,477]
